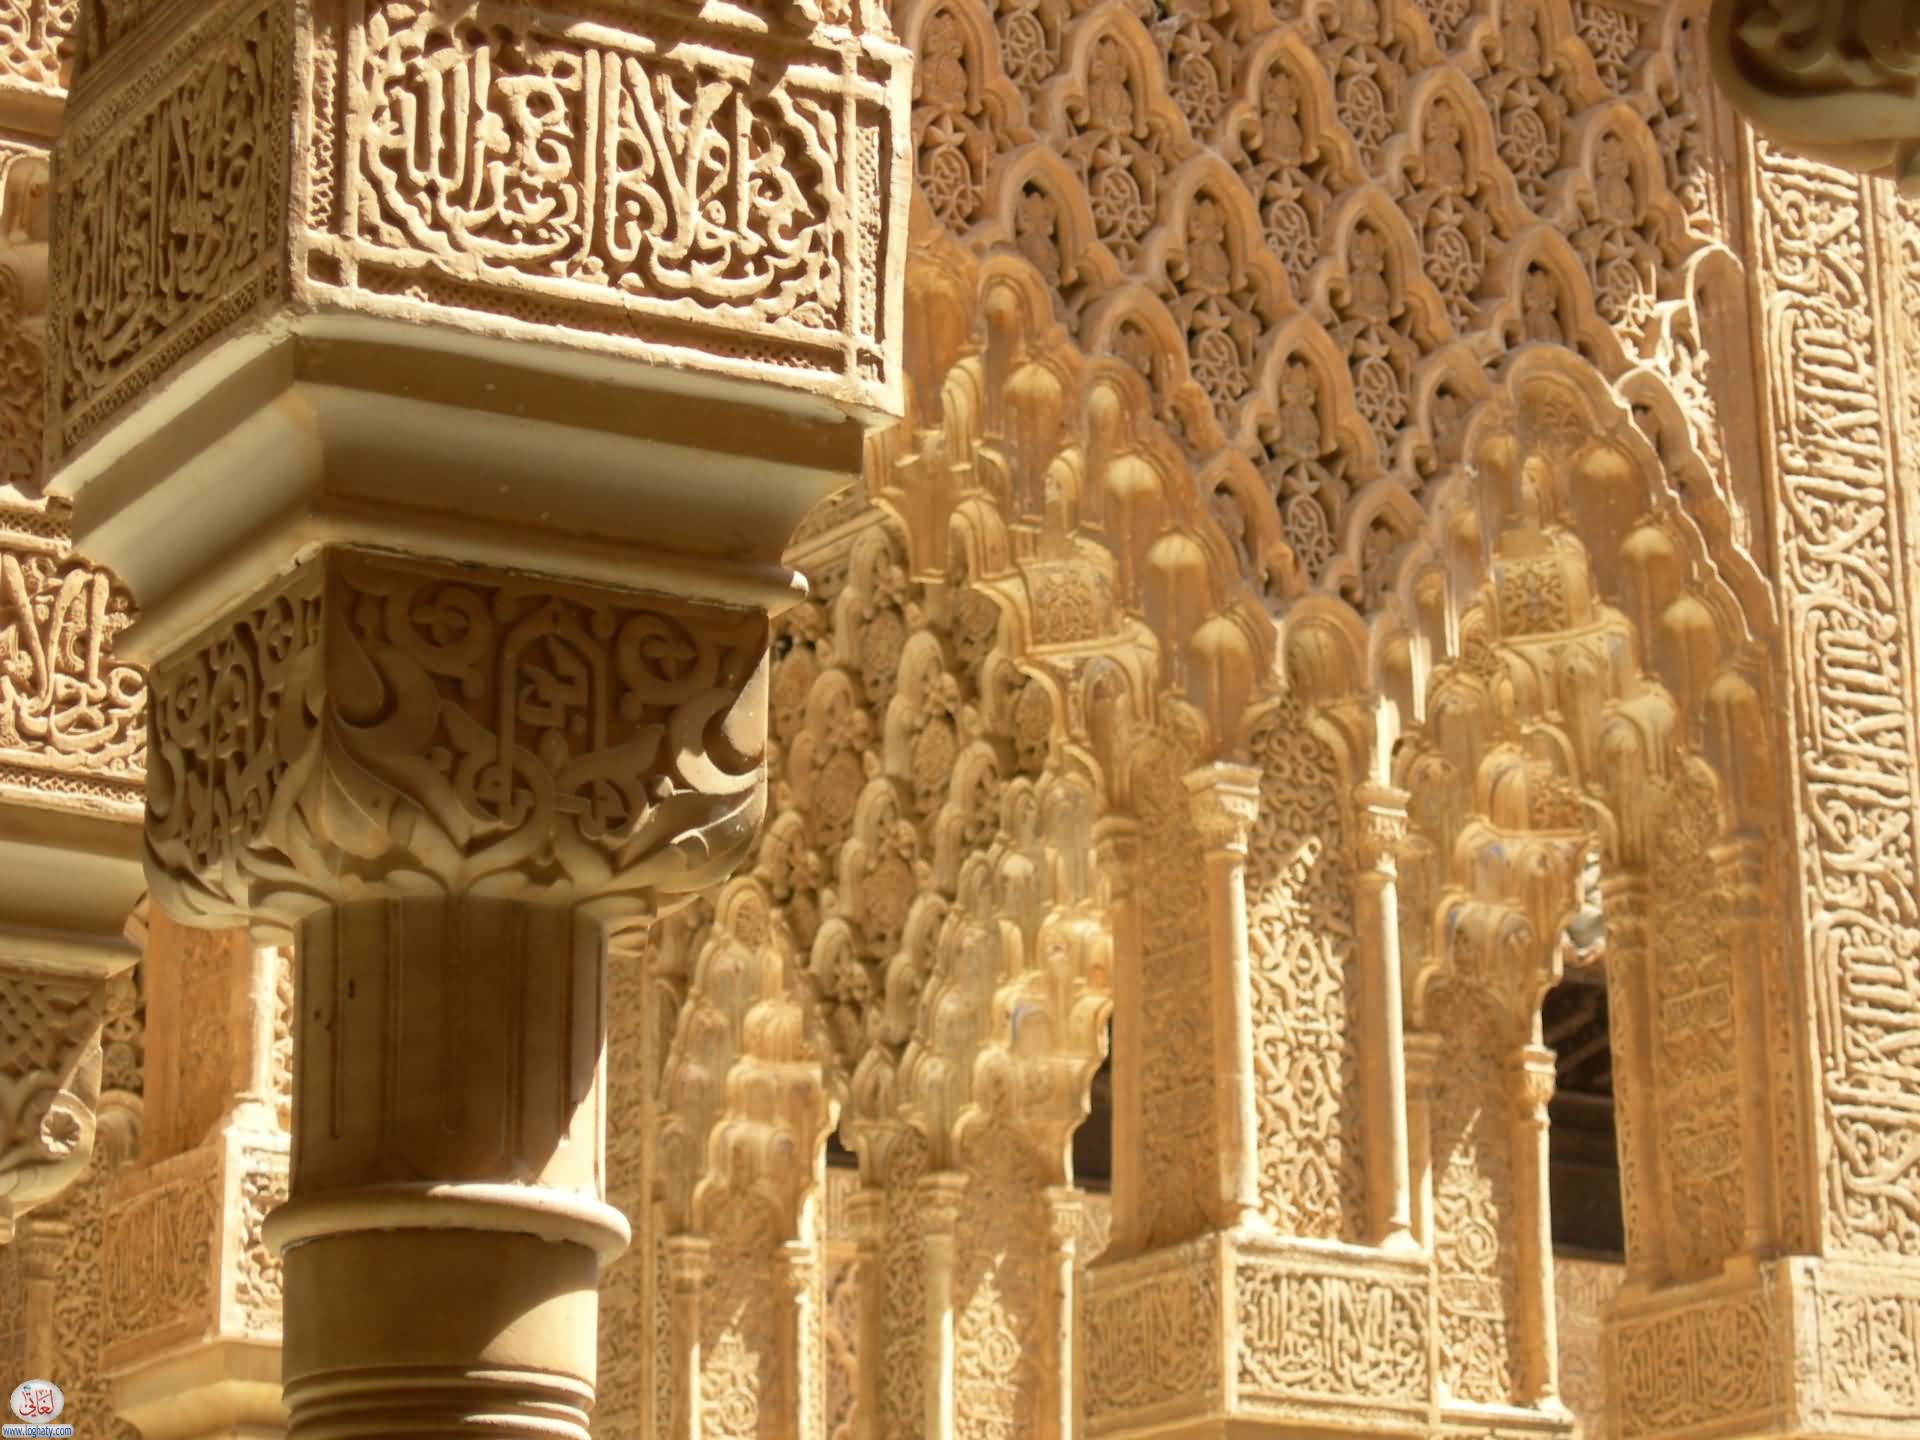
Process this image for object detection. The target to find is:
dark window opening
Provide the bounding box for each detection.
[1073,1055,1113,1192]
[1542,974,1625,1261]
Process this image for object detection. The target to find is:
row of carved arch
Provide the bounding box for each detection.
[654,210,1787,1214]
[898,0,1763,617]
[630,221,1809,1431]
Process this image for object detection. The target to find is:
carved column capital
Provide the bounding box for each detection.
[1404,1032,1447,1099]
[1352,781,1411,876]
[915,1171,969,1238]
[1710,0,1920,189]
[1710,833,1770,917]
[1043,1185,1082,1253]
[1183,763,1261,857]
[145,547,770,933]
[1512,1044,1558,1127]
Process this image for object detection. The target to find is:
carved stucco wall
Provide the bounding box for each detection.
[4,1,1919,1438]
[601,1,1920,1436]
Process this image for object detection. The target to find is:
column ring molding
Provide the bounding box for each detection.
[263,1182,633,1264]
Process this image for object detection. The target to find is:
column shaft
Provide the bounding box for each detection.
[273,898,627,1440]
[1511,1046,1560,1407]
[919,1174,966,1440]
[1355,785,1414,1251]
[1185,766,1262,1232]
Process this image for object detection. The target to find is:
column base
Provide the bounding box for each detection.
[1610,1256,1920,1440]
[1085,1230,1451,1439]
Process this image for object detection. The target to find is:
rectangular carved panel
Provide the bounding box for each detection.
[102,1126,289,1377]
[51,0,908,464]
[1611,1278,1788,1439]
[1083,1235,1222,1431]
[50,0,291,459]
[0,503,145,809]
[1232,1244,1430,1427]
[1747,139,1920,1256]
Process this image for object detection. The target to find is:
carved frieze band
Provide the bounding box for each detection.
[1232,1245,1430,1427]
[50,0,292,458]
[145,546,770,925]
[1612,1277,1786,1439]
[1083,1233,1433,1434]
[1084,1236,1222,1429]
[1748,139,1920,1255]
[51,0,908,458]
[1610,1259,1920,1436]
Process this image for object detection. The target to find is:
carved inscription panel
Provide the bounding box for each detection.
[52,0,907,458]
[0,505,144,805]
[1749,141,1920,1254]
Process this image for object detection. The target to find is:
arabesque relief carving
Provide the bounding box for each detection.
[596,2,1917,1437]
[14,4,1920,1440]
[144,547,771,928]
[50,0,911,461]
[0,967,102,1239]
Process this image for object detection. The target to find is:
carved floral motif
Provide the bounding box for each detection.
[145,548,769,924]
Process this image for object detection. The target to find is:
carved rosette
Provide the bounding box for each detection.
[50,0,910,466]
[145,546,771,929]
[0,965,102,1240]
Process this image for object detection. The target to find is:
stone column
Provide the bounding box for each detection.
[1183,763,1262,1233]
[1044,1186,1080,1440]
[44,5,908,1438]
[777,1238,820,1440]
[1595,873,1667,1289]
[848,1186,887,1440]
[1510,1044,1560,1409]
[1712,833,1781,1256]
[1353,782,1415,1252]
[1091,817,1145,1257]
[1404,1033,1444,1252]
[918,1172,967,1440]
[664,1236,711,1440]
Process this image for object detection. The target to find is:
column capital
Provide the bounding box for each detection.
[1183,762,1261,856]
[916,1171,969,1237]
[144,547,771,933]
[1511,1043,1558,1125]
[663,1233,713,1289]
[1091,816,1141,880]
[1043,1185,1082,1248]
[845,1185,887,1238]
[1353,781,1411,874]
[1404,1031,1447,1096]
[1709,0,1920,191]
